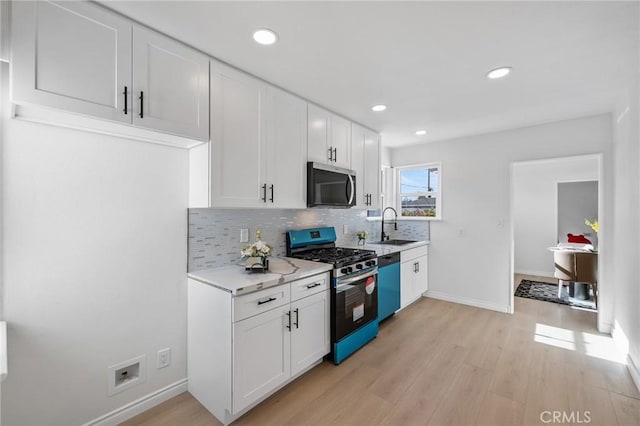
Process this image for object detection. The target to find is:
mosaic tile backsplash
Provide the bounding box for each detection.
[188,208,430,272]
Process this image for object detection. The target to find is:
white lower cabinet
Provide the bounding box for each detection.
[188,272,330,424]
[400,245,429,309]
[233,304,291,413]
[290,290,330,376]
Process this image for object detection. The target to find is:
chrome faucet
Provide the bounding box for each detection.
[381,207,398,241]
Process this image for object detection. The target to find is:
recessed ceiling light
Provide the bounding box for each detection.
[415,130,427,136]
[253,29,278,45]
[487,66,512,79]
[371,104,387,112]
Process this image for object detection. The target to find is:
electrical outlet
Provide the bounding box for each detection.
[343,224,349,234]
[157,348,171,369]
[240,228,249,243]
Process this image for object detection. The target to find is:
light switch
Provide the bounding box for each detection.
[240,228,249,242]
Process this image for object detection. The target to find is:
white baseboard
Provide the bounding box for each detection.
[514,269,555,279]
[424,291,510,313]
[627,354,640,393]
[83,379,188,426]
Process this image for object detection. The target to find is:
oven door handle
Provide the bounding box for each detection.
[336,268,377,286]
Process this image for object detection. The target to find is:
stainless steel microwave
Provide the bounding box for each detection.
[307,162,356,208]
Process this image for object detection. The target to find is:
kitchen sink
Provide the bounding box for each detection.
[375,239,417,246]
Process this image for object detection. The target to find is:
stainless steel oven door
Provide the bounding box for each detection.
[334,267,378,341]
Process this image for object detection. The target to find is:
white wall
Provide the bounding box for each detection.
[513,157,599,277]
[1,77,189,423]
[390,114,613,316]
[557,180,598,243]
[611,77,640,384]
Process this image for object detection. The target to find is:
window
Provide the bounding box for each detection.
[397,163,441,219]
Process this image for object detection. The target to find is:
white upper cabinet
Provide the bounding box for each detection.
[307,104,351,169]
[11,1,209,142]
[351,123,381,209]
[351,124,366,208]
[12,1,132,123]
[363,128,381,209]
[307,104,331,164]
[205,63,307,209]
[133,26,210,140]
[330,114,351,169]
[265,86,307,209]
[210,61,266,208]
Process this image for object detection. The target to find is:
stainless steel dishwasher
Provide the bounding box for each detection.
[377,252,401,322]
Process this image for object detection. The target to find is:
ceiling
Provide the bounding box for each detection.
[100,1,639,148]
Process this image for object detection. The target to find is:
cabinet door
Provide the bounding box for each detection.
[350,123,366,209]
[210,61,266,207]
[331,114,351,169]
[291,291,330,377]
[133,26,209,140]
[415,255,429,295]
[363,129,381,209]
[307,104,331,165]
[265,87,307,209]
[400,260,416,309]
[233,305,291,414]
[12,1,131,123]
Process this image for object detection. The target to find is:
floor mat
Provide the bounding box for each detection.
[515,279,596,311]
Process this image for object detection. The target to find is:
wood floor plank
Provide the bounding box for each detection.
[281,364,381,426]
[427,363,493,426]
[474,391,525,426]
[566,382,619,426]
[489,327,534,403]
[380,343,469,426]
[523,343,570,426]
[610,391,640,426]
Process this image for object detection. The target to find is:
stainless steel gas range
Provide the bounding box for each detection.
[286,227,378,364]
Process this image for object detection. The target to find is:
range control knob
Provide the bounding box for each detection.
[355,264,363,270]
[340,268,348,274]
[365,260,375,267]
[347,267,353,273]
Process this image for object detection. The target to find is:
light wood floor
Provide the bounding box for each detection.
[124,275,640,426]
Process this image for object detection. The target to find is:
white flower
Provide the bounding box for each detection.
[241,239,272,259]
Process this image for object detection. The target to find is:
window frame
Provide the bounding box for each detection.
[396,162,442,221]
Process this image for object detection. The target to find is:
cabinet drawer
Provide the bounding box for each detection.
[401,245,428,262]
[233,285,291,322]
[290,272,330,302]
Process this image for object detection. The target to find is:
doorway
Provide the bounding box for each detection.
[510,155,602,323]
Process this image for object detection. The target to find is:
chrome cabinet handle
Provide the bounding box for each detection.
[257,297,276,305]
[269,184,274,203]
[286,311,291,330]
[138,91,144,118]
[333,147,337,162]
[306,282,322,289]
[294,308,299,329]
[328,147,333,162]
[261,184,267,202]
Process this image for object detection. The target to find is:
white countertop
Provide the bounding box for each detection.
[188,257,333,296]
[344,240,430,256]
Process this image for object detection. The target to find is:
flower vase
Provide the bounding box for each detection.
[245,256,269,273]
